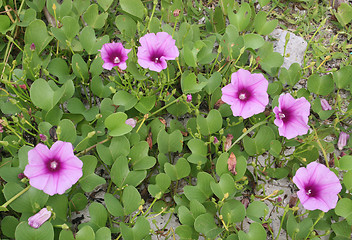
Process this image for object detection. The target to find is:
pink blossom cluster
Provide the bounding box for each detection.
[99,32,179,72]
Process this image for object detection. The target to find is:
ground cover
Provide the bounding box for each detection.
[0,0,352,239]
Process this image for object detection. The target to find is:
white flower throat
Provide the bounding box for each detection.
[114,57,120,64]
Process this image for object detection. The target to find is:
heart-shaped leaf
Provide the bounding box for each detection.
[104,193,124,217]
[164,158,191,181]
[181,72,207,94]
[228,2,251,32]
[111,156,146,188]
[105,112,133,136]
[196,109,222,136]
[184,172,214,203]
[148,173,171,198]
[24,19,53,53]
[113,90,138,110]
[80,26,109,55]
[157,129,183,153]
[220,199,246,224]
[194,213,223,239]
[83,4,108,29]
[254,11,278,35]
[15,222,54,240]
[79,156,106,192]
[210,173,236,199]
[187,139,208,164]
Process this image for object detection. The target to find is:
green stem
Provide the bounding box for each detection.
[1,185,31,209]
[275,204,289,240]
[226,120,267,152]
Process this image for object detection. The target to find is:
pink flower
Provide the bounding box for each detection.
[186,94,192,102]
[137,32,179,72]
[273,93,310,139]
[99,42,131,70]
[28,208,52,228]
[293,162,342,212]
[221,69,269,119]
[39,134,47,142]
[320,99,332,111]
[337,132,349,150]
[24,141,83,196]
[125,118,137,128]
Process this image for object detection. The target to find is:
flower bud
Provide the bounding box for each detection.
[28,208,52,229]
[125,118,137,128]
[320,99,332,111]
[30,43,36,51]
[186,94,192,102]
[173,9,181,17]
[338,132,349,150]
[227,152,237,174]
[39,134,47,142]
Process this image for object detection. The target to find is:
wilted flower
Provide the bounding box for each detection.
[186,94,192,102]
[221,69,269,119]
[292,162,342,212]
[19,84,27,90]
[24,141,83,196]
[337,132,349,151]
[28,208,52,229]
[137,32,179,72]
[213,136,219,144]
[273,93,310,139]
[228,152,237,175]
[173,9,181,17]
[99,42,131,70]
[125,118,137,128]
[320,99,332,111]
[224,134,233,152]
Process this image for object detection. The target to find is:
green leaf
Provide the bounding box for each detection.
[148,173,171,197]
[96,0,113,11]
[135,95,156,114]
[254,11,278,35]
[228,3,251,32]
[187,139,208,165]
[278,63,301,86]
[79,155,106,192]
[221,199,246,224]
[105,112,133,136]
[238,222,266,240]
[69,193,87,212]
[72,54,89,80]
[198,72,222,94]
[157,129,183,153]
[30,79,57,111]
[181,72,207,94]
[51,16,79,44]
[96,227,111,240]
[164,158,191,181]
[79,27,109,55]
[339,155,352,170]
[115,15,137,39]
[183,44,197,67]
[86,202,107,230]
[113,90,138,110]
[120,217,150,240]
[333,65,352,89]
[111,156,146,188]
[246,201,269,223]
[24,19,53,53]
[96,136,130,165]
[120,0,145,19]
[3,182,48,213]
[46,0,72,20]
[0,15,10,34]
[46,195,68,223]
[1,216,19,238]
[75,226,95,240]
[194,213,223,239]
[15,222,54,240]
[184,172,214,203]
[210,173,235,199]
[243,34,264,49]
[212,6,225,32]
[90,76,114,98]
[343,171,352,191]
[104,193,124,217]
[331,220,351,239]
[122,185,142,215]
[47,58,75,84]
[25,0,46,12]
[335,3,352,26]
[83,4,108,29]
[335,198,352,225]
[196,109,222,136]
[307,73,334,95]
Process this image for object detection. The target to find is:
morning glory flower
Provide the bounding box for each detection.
[221,69,269,119]
[24,141,83,196]
[273,93,310,139]
[28,207,52,228]
[137,32,179,72]
[337,131,349,150]
[125,118,137,128]
[293,162,342,212]
[99,42,131,70]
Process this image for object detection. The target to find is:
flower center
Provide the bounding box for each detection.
[114,57,120,64]
[47,159,60,172]
[154,57,159,63]
[239,93,246,100]
[305,185,318,197]
[278,112,285,119]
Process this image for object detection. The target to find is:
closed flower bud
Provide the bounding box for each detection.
[186,94,192,102]
[125,118,137,128]
[28,208,52,229]
[30,43,36,51]
[338,132,349,150]
[320,99,332,111]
